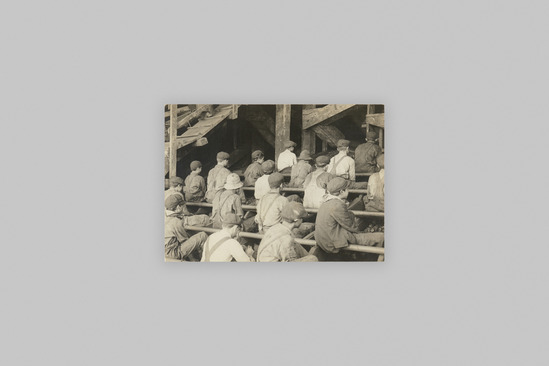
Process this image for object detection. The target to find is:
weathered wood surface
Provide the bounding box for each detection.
[302,104,356,129]
[275,105,291,165]
[239,106,276,147]
[240,186,369,194]
[362,113,384,128]
[311,125,345,148]
[301,105,316,153]
[164,105,191,119]
[169,104,178,178]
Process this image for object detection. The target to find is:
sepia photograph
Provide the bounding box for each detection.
[164,104,385,262]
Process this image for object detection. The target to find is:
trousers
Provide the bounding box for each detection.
[165,232,207,260]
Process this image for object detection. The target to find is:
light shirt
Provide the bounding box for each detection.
[367,169,384,200]
[254,174,271,200]
[277,149,297,171]
[200,230,251,262]
[257,223,299,262]
[303,169,328,209]
[327,152,355,181]
[255,191,289,231]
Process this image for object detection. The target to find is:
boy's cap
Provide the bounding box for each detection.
[315,155,330,167]
[366,130,378,141]
[217,151,230,160]
[224,173,243,190]
[284,141,297,149]
[261,160,275,174]
[297,150,312,160]
[281,201,308,222]
[316,172,334,189]
[268,172,285,188]
[165,194,184,210]
[337,139,350,148]
[326,177,351,194]
[190,161,202,170]
[169,176,184,186]
[251,150,264,160]
[222,213,242,226]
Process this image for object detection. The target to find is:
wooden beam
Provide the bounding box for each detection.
[362,113,384,128]
[302,105,316,154]
[176,104,212,129]
[169,104,178,179]
[228,104,240,119]
[302,104,355,130]
[275,105,291,166]
[311,125,345,148]
[164,105,191,118]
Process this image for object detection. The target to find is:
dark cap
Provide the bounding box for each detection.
[251,150,264,160]
[284,141,297,149]
[337,139,350,148]
[261,160,275,174]
[315,155,330,167]
[169,176,184,186]
[221,213,242,226]
[217,151,230,160]
[190,160,202,170]
[366,130,378,141]
[268,172,285,188]
[326,177,351,194]
[165,194,184,210]
[280,201,308,222]
[316,172,334,189]
[297,150,312,160]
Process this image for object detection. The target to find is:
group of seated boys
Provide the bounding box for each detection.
[164,130,384,262]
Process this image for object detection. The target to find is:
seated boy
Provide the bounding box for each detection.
[288,150,313,188]
[314,177,384,261]
[201,213,254,262]
[354,130,383,173]
[277,140,297,173]
[255,172,289,234]
[303,155,331,208]
[211,173,244,229]
[327,139,368,189]
[164,195,208,261]
[205,151,231,203]
[184,160,206,202]
[363,153,384,212]
[243,150,265,186]
[254,160,275,200]
[257,202,318,262]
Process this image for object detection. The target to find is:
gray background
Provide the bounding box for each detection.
[1,1,548,365]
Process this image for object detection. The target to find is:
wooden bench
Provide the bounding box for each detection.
[240,186,368,195]
[184,225,385,255]
[185,202,384,218]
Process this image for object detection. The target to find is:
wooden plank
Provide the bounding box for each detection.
[362,113,384,128]
[241,187,369,194]
[164,105,190,118]
[176,104,212,129]
[311,125,345,148]
[184,202,384,218]
[169,104,178,179]
[302,104,356,130]
[275,105,291,166]
[184,225,384,255]
[229,104,240,119]
[302,105,316,153]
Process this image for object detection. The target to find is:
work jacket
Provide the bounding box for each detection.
[212,190,244,229]
[184,172,206,202]
[257,223,300,262]
[315,195,359,253]
[289,160,312,188]
[243,162,264,186]
[354,142,382,173]
[205,164,230,203]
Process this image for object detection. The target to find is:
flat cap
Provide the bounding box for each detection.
[316,172,334,189]
[280,201,308,222]
[165,194,184,210]
[326,177,351,195]
[261,160,275,174]
[366,130,378,141]
[297,150,312,160]
[217,151,230,160]
[251,150,264,160]
[221,213,242,226]
[190,160,202,170]
[315,155,330,167]
[169,176,184,186]
[337,139,350,148]
[268,172,285,188]
[284,141,297,149]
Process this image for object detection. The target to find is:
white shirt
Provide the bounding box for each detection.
[254,174,271,200]
[326,152,355,180]
[200,230,250,262]
[277,149,297,171]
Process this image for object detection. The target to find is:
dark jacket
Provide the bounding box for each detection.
[354,142,382,173]
[315,196,358,253]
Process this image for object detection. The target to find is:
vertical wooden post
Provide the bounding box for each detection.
[275,105,291,166]
[169,104,178,179]
[302,105,316,154]
[378,126,384,150]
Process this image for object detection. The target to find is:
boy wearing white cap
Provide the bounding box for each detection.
[211,173,244,229]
